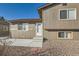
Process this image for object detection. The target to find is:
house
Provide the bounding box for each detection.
[6,19,43,47]
[9,19,43,39]
[0,16,9,37]
[38,3,79,55]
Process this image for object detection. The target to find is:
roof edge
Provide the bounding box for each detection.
[9,18,42,24]
[38,3,61,18]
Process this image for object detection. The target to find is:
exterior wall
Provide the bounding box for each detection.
[42,3,79,40]
[44,30,79,40]
[42,3,79,29]
[10,23,36,39]
[42,4,79,55]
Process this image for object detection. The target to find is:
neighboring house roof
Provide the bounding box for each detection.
[9,19,41,24]
[38,3,61,18]
[0,21,9,25]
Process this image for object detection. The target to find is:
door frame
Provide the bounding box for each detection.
[36,23,43,36]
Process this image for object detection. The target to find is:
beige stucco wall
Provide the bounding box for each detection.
[10,23,36,39]
[42,3,79,29]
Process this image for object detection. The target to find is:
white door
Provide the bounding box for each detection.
[36,23,42,36]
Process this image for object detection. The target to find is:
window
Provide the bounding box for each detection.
[59,8,76,20]
[60,10,67,19]
[18,23,29,31]
[58,32,73,39]
[18,23,23,30]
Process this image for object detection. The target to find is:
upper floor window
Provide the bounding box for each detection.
[59,8,76,20]
[18,23,29,31]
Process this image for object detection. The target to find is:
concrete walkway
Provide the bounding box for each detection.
[9,39,43,47]
[0,36,43,47]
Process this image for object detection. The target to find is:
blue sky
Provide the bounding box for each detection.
[0,3,45,20]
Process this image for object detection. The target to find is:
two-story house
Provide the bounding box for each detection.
[38,3,79,55]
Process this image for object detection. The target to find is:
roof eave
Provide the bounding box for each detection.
[38,3,61,19]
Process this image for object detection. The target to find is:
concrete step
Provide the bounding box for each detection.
[33,36,43,39]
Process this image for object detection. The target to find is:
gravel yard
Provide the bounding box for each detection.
[0,39,79,56]
[0,40,50,56]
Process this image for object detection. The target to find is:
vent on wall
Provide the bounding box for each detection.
[62,3,67,6]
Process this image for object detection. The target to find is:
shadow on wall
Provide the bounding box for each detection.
[43,37,48,42]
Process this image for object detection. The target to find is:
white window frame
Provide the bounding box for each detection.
[18,23,29,31]
[57,32,73,39]
[59,8,76,20]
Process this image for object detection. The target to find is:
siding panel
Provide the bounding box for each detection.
[43,3,79,29]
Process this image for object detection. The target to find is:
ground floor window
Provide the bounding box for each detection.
[18,23,29,31]
[58,32,73,39]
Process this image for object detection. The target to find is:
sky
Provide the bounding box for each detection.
[0,3,45,20]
